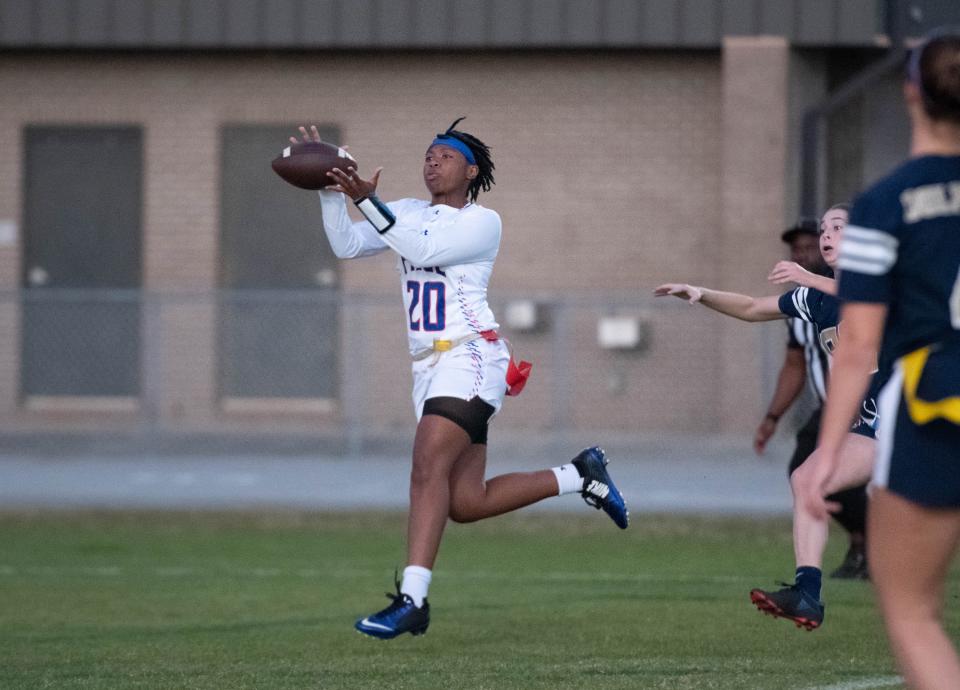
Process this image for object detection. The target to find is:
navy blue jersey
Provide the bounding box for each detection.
[778,287,879,432]
[840,155,960,368]
[778,287,841,357]
[842,155,960,505]
[787,318,829,404]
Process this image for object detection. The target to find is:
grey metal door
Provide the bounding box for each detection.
[218,125,340,401]
[21,126,142,398]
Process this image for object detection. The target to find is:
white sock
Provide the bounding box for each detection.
[401,565,432,608]
[551,463,584,496]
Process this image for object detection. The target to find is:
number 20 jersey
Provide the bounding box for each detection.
[317,192,502,355]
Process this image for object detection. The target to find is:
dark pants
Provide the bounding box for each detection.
[788,409,868,535]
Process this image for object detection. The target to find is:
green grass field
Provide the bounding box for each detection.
[0,510,948,689]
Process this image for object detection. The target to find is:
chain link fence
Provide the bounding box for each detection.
[1,289,802,453]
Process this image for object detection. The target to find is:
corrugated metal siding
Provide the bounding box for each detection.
[0,0,885,50]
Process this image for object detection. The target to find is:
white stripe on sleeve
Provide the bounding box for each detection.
[844,225,899,251]
[791,287,813,322]
[837,256,894,276]
[839,225,898,276]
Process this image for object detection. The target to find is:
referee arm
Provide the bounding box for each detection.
[755,346,806,455]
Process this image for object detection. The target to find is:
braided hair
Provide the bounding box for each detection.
[436,117,495,202]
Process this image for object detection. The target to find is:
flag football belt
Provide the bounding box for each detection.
[901,343,960,425]
[411,329,532,396]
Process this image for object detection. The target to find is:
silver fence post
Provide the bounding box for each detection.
[549,298,573,451]
[140,290,163,434]
[342,293,366,460]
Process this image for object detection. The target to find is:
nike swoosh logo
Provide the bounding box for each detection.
[359,618,393,631]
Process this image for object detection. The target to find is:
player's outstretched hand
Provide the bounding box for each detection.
[653,283,703,304]
[290,125,322,145]
[326,165,383,201]
[768,261,815,287]
[287,125,380,198]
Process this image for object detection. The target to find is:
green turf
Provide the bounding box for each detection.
[0,510,945,689]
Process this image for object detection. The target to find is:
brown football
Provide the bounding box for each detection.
[271,141,358,190]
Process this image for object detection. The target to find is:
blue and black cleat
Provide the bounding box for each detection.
[355,579,430,640]
[750,583,824,630]
[572,446,629,529]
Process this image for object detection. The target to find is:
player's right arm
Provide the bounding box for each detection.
[768,261,837,295]
[317,189,389,259]
[289,124,388,260]
[653,284,785,322]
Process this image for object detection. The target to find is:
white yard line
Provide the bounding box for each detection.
[807,676,902,690]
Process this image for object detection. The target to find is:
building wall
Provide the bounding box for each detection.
[0,0,887,50]
[0,47,797,438]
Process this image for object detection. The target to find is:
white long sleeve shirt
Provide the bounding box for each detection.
[318,190,502,355]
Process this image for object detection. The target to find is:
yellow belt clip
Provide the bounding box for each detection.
[902,345,960,425]
[433,339,453,352]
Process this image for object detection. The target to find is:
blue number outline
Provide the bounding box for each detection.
[407,280,421,331]
[407,280,446,332]
[422,281,445,332]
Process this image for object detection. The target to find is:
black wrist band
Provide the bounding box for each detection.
[765,413,781,422]
[354,194,396,234]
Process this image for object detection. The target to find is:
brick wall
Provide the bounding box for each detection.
[0,47,792,437]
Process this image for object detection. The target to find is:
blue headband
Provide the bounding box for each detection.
[429,135,476,165]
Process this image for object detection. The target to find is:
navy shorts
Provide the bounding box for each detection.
[874,356,960,508]
[850,416,877,440]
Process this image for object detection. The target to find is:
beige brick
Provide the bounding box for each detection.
[0,50,794,437]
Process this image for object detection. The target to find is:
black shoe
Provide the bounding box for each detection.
[750,583,824,631]
[830,545,869,580]
[355,578,430,639]
[571,446,629,529]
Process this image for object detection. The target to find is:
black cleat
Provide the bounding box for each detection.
[750,583,824,631]
[830,545,869,580]
[571,446,629,529]
[355,578,430,640]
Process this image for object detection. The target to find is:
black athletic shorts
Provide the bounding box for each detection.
[422,396,495,445]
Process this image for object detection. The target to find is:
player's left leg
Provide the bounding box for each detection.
[791,412,869,579]
[354,413,472,640]
[792,433,875,569]
[870,487,960,690]
[406,414,476,568]
[751,432,875,630]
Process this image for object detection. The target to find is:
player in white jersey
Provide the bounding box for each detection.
[292,119,629,639]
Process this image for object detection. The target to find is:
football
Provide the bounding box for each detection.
[271,141,358,190]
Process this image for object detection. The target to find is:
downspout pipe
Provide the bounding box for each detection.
[799,46,908,217]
